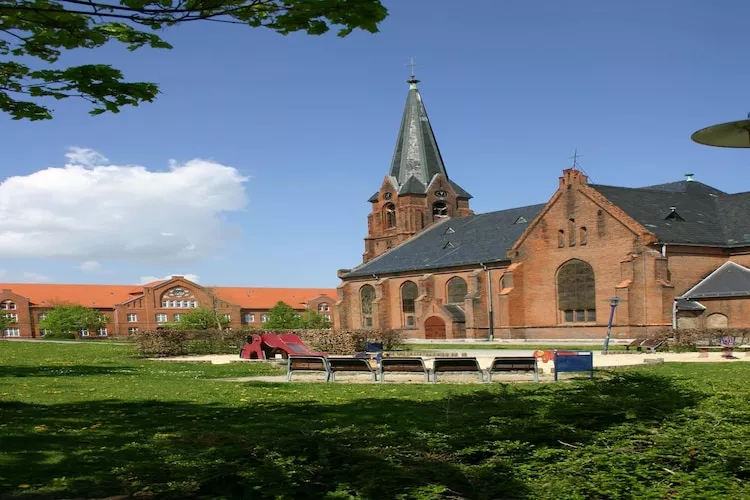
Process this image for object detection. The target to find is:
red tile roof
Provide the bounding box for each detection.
[0,283,336,310]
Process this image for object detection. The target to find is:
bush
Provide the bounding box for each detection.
[288,328,402,355]
[42,331,76,340]
[131,329,251,357]
[651,327,750,349]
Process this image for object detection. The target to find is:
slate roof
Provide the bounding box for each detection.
[343,203,545,278]
[385,79,471,199]
[679,261,750,299]
[590,180,750,247]
[675,298,706,311]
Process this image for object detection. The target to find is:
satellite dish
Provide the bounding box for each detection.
[691,117,750,148]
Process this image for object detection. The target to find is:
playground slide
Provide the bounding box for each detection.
[239,333,328,359]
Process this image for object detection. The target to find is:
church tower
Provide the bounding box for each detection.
[363,71,473,263]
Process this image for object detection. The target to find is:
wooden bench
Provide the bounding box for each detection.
[487,357,539,383]
[327,357,377,382]
[286,356,330,382]
[432,357,483,383]
[378,357,429,383]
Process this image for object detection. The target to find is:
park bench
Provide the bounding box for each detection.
[487,356,539,383]
[432,357,484,383]
[626,338,665,352]
[286,355,330,382]
[378,357,429,383]
[327,357,378,382]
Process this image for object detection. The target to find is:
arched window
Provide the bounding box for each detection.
[568,218,576,246]
[1,301,16,310]
[558,230,565,248]
[433,201,449,221]
[384,203,396,229]
[317,302,329,313]
[579,227,588,246]
[706,313,728,329]
[446,277,467,304]
[401,281,418,314]
[557,259,596,322]
[360,285,375,328]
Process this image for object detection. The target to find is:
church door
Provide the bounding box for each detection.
[424,316,446,340]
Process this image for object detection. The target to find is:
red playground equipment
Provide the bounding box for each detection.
[239,333,328,360]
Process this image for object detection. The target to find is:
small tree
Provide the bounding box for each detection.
[264,301,304,330]
[0,311,14,331]
[39,304,107,337]
[173,308,230,331]
[300,309,332,329]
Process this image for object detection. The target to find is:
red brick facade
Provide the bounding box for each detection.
[0,277,336,338]
[335,170,750,340]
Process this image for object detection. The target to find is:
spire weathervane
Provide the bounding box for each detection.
[406,57,419,87]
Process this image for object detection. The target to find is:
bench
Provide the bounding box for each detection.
[487,356,539,383]
[379,357,429,383]
[626,338,665,353]
[286,356,330,382]
[432,357,483,383]
[328,357,378,382]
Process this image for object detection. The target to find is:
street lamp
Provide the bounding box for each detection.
[602,297,620,354]
[691,114,750,148]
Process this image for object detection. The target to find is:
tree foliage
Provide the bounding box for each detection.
[39,304,107,336]
[263,300,303,329]
[0,311,14,330]
[0,0,388,120]
[299,308,332,329]
[172,308,230,331]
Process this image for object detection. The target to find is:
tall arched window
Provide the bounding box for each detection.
[568,218,576,246]
[433,201,449,221]
[401,281,418,313]
[557,259,596,323]
[446,277,467,304]
[579,226,588,246]
[360,285,375,328]
[557,230,565,248]
[384,203,396,229]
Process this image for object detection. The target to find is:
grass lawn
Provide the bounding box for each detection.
[1,342,748,499]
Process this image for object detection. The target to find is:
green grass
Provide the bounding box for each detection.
[401,343,627,351]
[1,341,749,499]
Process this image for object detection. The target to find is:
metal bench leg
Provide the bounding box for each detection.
[478,371,484,383]
[329,371,335,382]
[432,371,438,383]
[379,371,385,383]
[487,371,493,383]
[371,372,377,382]
[425,371,430,383]
[287,371,293,382]
[533,369,539,383]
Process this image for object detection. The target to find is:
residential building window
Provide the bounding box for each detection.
[261,314,269,323]
[401,281,418,314]
[40,329,50,336]
[558,230,565,248]
[128,327,139,335]
[323,314,331,321]
[3,328,20,337]
[156,313,168,323]
[174,313,182,321]
[223,314,231,321]
[446,277,467,304]
[384,203,397,229]
[580,226,588,246]
[97,328,108,337]
[79,329,90,337]
[161,300,197,308]
[360,284,375,328]
[406,315,415,327]
[127,313,137,322]
[557,259,596,323]
[243,313,255,323]
[568,219,576,246]
[317,303,330,313]
[1,301,16,310]
[38,312,47,321]
[6,313,18,323]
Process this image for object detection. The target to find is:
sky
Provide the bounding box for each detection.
[2,0,750,288]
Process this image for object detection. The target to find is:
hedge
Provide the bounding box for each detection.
[650,327,750,348]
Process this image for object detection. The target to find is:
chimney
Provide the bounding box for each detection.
[685,173,694,182]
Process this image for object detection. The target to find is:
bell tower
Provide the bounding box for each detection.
[362,68,473,263]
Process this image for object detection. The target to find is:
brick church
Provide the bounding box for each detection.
[333,74,750,340]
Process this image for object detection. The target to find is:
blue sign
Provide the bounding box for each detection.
[554,350,594,381]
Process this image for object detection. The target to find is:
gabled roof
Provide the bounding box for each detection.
[0,282,337,309]
[343,203,545,278]
[386,78,471,199]
[590,179,750,246]
[679,261,750,299]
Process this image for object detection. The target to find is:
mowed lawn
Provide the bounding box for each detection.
[1,342,749,499]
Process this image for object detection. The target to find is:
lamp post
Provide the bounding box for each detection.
[602,297,620,354]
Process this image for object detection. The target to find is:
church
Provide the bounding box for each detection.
[333,74,750,340]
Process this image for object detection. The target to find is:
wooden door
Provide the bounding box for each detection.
[424,316,446,340]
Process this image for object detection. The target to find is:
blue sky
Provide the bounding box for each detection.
[1,0,750,288]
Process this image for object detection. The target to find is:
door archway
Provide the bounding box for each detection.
[424,316,446,339]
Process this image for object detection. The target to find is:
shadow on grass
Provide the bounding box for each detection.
[0,365,136,378]
[0,371,701,499]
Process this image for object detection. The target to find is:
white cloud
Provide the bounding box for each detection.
[139,273,200,284]
[0,148,249,261]
[79,260,102,272]
[22,271,51,283]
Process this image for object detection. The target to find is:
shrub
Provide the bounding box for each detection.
[42,331,76,340]
[650,327,750,349]
[275,328,402,355]
[131,328,251,357]
[131,330,187,357]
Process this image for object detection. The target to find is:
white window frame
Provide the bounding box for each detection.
[38,312,47,321]
[5,313,18,323]
[223,314,231,321]
[3,327,20,337]
[127,313,137,322]
[156,313,168,323]
[243,313,255,323]
[173,313,182,321]
[79,329,90,337]
[128,327,139,334]
[1,301,16,310]
[318,303,330,312]
[261,314,269,323]
[97,328,108,337]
